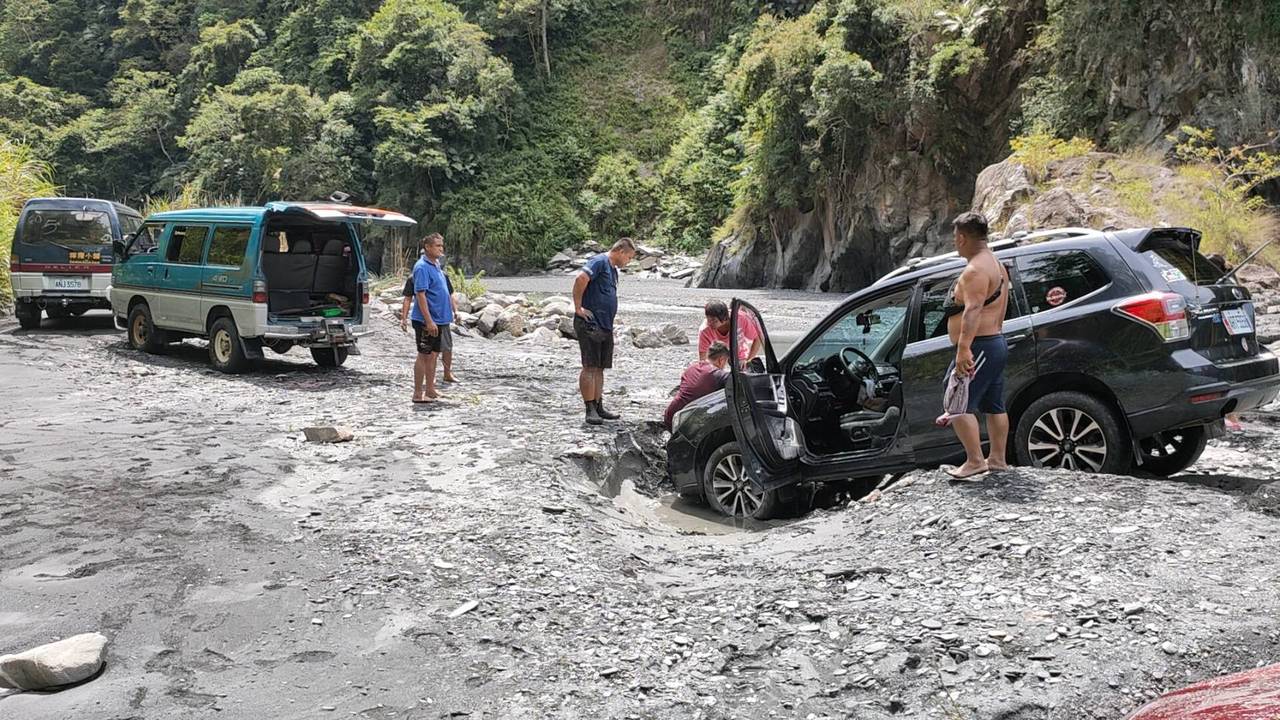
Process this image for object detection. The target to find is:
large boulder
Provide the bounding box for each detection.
[452,292,473,315]
[496,306,527,337]
[540,299,574,317]
[518,326,561,346]
[454,311,479,328]
[477,304,504,336]
[470,296,492,313]
[0,632,109,690]
[659,323,689,345]
[547,250,576,270]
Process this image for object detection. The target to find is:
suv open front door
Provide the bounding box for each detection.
[725,299,802,490]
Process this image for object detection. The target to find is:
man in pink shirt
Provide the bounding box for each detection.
[665,342,731,429]
[698,300,762,363]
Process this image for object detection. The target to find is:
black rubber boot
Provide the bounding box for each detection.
[595,399,620,421]
[585,401,604,426]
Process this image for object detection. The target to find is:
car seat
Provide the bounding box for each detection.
[839,406,901,442]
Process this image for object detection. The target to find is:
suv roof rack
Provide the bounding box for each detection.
[874,226,1102,285]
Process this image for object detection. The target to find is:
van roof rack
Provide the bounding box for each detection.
[874,226,1100,285]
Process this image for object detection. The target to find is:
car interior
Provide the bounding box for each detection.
[785,288,911,455]
[260,219,359,317]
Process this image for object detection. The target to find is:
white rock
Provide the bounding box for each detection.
[659,322,689,345]
[540,300,574,317]
[470,296,492,313]
[496,307,527,337]
[0,633,109,690]
[303,426,353,443]
[519,327,561,346]
[477,304,503,336]
[556,316,577,339]
[451,292,473,314]
[632,328,665,349]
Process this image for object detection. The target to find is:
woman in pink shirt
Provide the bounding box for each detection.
[698,300,762,363]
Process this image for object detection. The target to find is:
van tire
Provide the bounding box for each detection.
[16,304,41,330]
[208,317,251,374]
[1014,391,1129,474]
[310,346,349,368]
[128,304,166,353]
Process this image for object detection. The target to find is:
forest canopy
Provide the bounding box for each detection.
[1,0,1278,269]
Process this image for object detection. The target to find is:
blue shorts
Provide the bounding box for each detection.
[946,334,1008,414]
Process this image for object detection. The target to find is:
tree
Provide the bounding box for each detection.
[348,0,517,213]
[0,139,59,302]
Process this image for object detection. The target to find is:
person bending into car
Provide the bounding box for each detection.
[664,342,731,430]
[400,250,459,383]
[699,300,762,363]
[409,233,454,404]
[573,237,637,425]
[943,212,1011,480]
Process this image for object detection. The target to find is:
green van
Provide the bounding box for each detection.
[110,202,415,372]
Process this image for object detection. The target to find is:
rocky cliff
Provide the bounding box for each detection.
[696,2,1280,293]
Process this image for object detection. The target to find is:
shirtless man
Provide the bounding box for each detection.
[944,212,1010,480]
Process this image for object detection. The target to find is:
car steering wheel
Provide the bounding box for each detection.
[839,347,881,386]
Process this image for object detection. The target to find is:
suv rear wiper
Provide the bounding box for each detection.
[1216,238,1275,285]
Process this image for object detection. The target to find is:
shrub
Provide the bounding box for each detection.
[0,139,58,304]
[1008,132,1096,180]
[446,266,487,299]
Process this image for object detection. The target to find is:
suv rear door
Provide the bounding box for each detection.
[725,300,802,490]
[900,262,1036,464]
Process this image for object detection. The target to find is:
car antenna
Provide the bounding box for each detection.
[1215,238,1276,285]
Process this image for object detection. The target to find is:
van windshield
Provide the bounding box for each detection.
[21,209,114,248]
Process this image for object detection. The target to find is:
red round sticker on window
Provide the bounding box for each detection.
[1046,286,1067,306]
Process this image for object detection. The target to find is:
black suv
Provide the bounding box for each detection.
[667,227,1280,519]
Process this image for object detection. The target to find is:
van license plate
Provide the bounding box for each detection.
[47,276,88,291]
[1222,307,1253,335]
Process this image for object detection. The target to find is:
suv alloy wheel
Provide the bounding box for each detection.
[1014,391,1129,474]
[702,441,806,520]
[1137,426,1207,477]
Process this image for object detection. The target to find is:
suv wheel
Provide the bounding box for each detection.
[208,317,251,373]
[1014,391,1128,474]
[1137,426,1207,477]
[310,346,349,368]
[127,304,166,353]
[15,303,41,330]
[702,441,805,520]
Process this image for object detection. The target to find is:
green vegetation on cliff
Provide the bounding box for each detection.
[1,0,1277,276]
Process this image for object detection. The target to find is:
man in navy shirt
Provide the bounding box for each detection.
[409,233,454,403]
[572,237,637,425]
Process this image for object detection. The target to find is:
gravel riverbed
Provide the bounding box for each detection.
[2,277,1278,719]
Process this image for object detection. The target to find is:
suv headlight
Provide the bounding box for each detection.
[671,406,694,432]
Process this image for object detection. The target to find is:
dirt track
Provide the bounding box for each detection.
[2,278,1278,720]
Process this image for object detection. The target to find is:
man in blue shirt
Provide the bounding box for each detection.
[572,237,637,425]
[410,233,454,403]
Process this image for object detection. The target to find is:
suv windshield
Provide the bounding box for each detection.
[21,209,114,248]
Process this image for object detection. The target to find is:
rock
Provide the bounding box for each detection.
[974,643,1000,658]
[540,299,574,317]
[496,307,527,337]
[659,322,689,345]
[862,641,888,655]
[448,600,480,618]
[518,327,560,346]
[1122,603,1146,616]
[1246,481,1280,517]
[477,304,504,336]
[632,328,665,349]
[1236,263,1280,290]
[470,296,492,313]
[0,633,109,690]
[454,311,479,328]
[556,316,577,339]
[547,250,576,270]
[485,293,519,308]
[668,267,697,280]
[920,618,943,630]
[1161,641,1179,655]
[635,243,665,259]
[303,426,353,443]
[633,256,661,271]
[452,292,473,315]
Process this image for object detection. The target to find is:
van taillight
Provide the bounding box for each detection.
[360,284,369,305]
[252,279,267,304]
[1114,292,1190,341]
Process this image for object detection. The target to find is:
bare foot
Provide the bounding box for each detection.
[986,459,1010,471]
[945,461,989,481]
[425,388,440,399]
[443,374,458,383]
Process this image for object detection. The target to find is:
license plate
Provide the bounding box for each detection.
[46,275,88,291]
[1222,307,1253,335]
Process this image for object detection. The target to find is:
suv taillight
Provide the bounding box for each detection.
[252,279,267,304]
[1114,292,1190,341]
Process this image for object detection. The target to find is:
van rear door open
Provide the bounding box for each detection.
[262,202,417,227]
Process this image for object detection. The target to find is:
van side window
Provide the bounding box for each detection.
[1018,251,1110,314]
[207,227,251,268]
[167,226,208,265]
[131,222,164,255]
